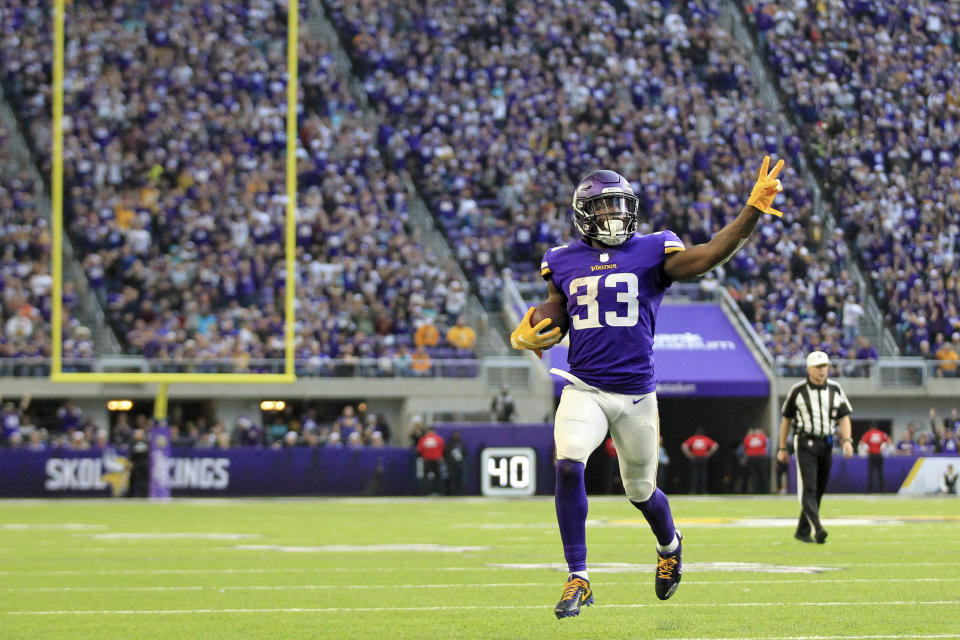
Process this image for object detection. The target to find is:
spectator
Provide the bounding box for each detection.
[942,465,959,495]
[682,428,718,494]
[445,429,466,495]
[56,400,83,433]
[490,386,516,423]
[915,433,935,456]
[945,408,960,434]
[842,296,865,344]
[938,429,958,455]
[446,316,477,351]
[333,405,362,441]
[416,426,445,496]
[934,336,959,377]
[127,428,149,498]
[1,394,29,444]
[411,344,432,376]
[860,426,892,493]
[408,414,426,447]
[895,426,916,456]
[414,318,440,348]
[742,427,770,494]
[234,416,262,446]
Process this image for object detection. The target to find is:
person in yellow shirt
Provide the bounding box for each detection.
[414,319,439,348]
[934,336,959,377]
[446,316,477,350]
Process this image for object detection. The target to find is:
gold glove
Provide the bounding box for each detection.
[510,307,562,359]
[747,155,785,217]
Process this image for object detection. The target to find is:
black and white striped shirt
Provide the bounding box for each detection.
[781,379,852,438]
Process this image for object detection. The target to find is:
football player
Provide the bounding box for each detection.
[511,157,785,618]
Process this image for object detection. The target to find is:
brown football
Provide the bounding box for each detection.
[530,301,570,338]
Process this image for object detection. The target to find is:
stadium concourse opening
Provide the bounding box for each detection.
[583,397,768,496]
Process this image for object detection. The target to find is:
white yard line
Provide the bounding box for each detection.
[5,601,957,616]
[4,561,960,576]
[2,577,959,593]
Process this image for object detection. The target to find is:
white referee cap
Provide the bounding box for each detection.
[806,351,830,368]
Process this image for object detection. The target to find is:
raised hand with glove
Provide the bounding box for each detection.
[510,307,562,359]
[747,155,785,217]
[662,155,787,281]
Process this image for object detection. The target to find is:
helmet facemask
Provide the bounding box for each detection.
[573,193,639,246]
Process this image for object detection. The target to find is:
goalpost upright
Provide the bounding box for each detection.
[49,0,299,385]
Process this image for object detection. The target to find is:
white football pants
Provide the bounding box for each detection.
[552,371,660,503]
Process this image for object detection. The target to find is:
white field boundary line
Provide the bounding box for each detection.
[5,601,958,616]
[4,561,960,576]
[3,577,960,593]
[668,636,960,640]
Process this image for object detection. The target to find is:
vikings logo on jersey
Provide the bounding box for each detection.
[541,231,685,394]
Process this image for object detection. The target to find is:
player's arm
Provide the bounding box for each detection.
[776,416,792,463]
[510,280,564,358]
[663,156,784,282]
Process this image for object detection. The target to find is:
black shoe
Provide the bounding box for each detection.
[815,529,828,544]
[554,576,593,619]
[794,532,814,543]
[655,531,683,600]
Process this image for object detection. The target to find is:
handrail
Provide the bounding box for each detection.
[720,286,774,368]
[0,356,502,379]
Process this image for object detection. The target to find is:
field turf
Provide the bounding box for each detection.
[1,495,958,639]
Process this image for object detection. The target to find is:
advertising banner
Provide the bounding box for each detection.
[786,454,959,494]
[0,447,418,497]
[548,304,769,396]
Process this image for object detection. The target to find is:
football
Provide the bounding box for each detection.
[530,301,570,338]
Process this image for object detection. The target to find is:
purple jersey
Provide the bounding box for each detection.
[542,231,685,394]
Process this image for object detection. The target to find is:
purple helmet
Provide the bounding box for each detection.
[572,170,639,246]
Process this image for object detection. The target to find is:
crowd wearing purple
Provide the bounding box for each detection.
[0,0,475,373]
[0,396,392,449]
[322,0,870,362]
[0,125,91,370]
[748,1,960,361]
[1,0,956,370]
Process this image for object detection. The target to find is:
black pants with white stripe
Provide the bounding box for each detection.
[794,436,832,536]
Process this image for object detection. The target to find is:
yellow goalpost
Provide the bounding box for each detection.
[49,0,299,385]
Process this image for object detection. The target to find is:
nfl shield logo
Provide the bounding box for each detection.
[600,253,609,263]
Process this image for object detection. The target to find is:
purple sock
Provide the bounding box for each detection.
[555,459,588,573]
[631,488,676,547]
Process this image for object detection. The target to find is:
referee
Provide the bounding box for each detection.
[776,351,854,543]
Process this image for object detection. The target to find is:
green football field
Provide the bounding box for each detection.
[1,495,958,639]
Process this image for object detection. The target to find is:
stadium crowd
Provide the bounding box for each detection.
[747,0,960,361]
[321,0,871,362]
[3,0,957,370]
[1,397,393,449]
[0,124,92,373]
[0,0,477,374]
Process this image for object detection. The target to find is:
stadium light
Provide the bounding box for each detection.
[260,401,286,412]
[106,399,134,412]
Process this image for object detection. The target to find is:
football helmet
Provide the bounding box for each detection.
[572,170,639,246]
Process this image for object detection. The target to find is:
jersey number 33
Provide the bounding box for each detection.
[569,273,640,329]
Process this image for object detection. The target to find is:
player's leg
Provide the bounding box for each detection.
[793,439,821,541]
[813,444,832,543]
[609,392,682,600]
[552,386,607,618]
